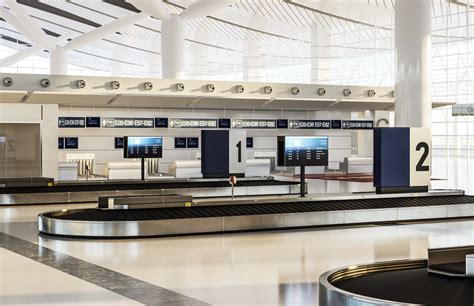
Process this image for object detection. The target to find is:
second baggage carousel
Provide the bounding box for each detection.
[38,190,474,238]
[0,177,300,205]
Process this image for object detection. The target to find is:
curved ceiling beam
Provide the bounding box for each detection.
[4,0,57,50]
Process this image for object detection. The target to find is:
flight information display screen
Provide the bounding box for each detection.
[124,136,163,159]
[114,137,124,149]
[278,136,329,167]
[187,137,199,148]
[174,137,187,149]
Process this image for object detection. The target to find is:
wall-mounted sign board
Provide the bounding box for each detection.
[289,120,330,129]
[155,118,169,128]
[169,118,217,129]
[342,120,374,129]
[231,119,276,129]
[86,117,101,128]
[218,118,231,129]
[187,137,199,148]
[58,117,85,128]
[114,137,124,149]
[65,137,79,149]
[102,118,154,128]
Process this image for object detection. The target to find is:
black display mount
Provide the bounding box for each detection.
[141,158,145,181]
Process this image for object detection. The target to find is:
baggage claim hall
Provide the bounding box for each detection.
[1,0,474,305]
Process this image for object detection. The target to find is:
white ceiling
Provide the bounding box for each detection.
[0,0,470,76]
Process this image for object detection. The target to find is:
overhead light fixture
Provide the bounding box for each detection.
[206,84,215,92]
[368,89,376,97]
[317,88,326,96]
[144,82,153,91]
[110,81,121,90]
[76,80,86,89]
[176,83,185,91]
[343,88,351,97]
[2,77,13,87]
[235,85,245,93]
[291,87,300,95]
[40,78,51,88]
[263,86,273,94]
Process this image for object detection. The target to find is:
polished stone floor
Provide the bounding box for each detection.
[1,179,473,305]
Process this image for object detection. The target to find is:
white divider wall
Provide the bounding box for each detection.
[58,107,354,175]
[0,103,59,180]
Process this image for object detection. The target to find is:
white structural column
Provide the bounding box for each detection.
[50,48,68,75]
[311,27,330,83]
[395,0,432,128]
[161,14,185,79]
[243,40,262,82]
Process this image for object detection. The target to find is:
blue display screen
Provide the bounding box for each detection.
[65,137,79,149]
[86,117,101,128]
[155,118,169,128]
[279,136,329,166]
[187,137,199,148]
[218,118,231,129]
[175,137,187,149]
[124,136,163,158]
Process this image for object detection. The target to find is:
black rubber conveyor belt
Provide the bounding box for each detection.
[336,267,474,306]
[44,195,474,222]
[0,179,295,194]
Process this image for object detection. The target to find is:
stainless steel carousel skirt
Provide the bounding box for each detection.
[38,191,474,238]
[319,258,474,306]
[0,178,299,205]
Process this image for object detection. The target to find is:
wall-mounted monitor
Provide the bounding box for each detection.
[331,120,342,129]
[64,137,79,149]
[187,137,199,148]
[218,118,231,129]
[155,118,169,128]
[86,117,101,128]
[123,136,163,159]
[277,119,289,129]
[114,137,124,149]
[174,137,187,149]
[246,137,254,148]
[58,137,65,149]
[277,136,329,167]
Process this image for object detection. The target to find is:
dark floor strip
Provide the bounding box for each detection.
[0,232,209,306]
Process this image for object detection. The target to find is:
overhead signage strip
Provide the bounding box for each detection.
[59,116,374,130]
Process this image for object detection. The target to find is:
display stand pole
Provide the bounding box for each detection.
[300,165,305,197]
[141,158,145,181]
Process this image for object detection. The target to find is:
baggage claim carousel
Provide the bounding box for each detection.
[38,189,474,238]
[319,245,474,305]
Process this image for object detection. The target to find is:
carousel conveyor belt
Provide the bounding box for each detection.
[38,194,474,238]
[0,179,300,205]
